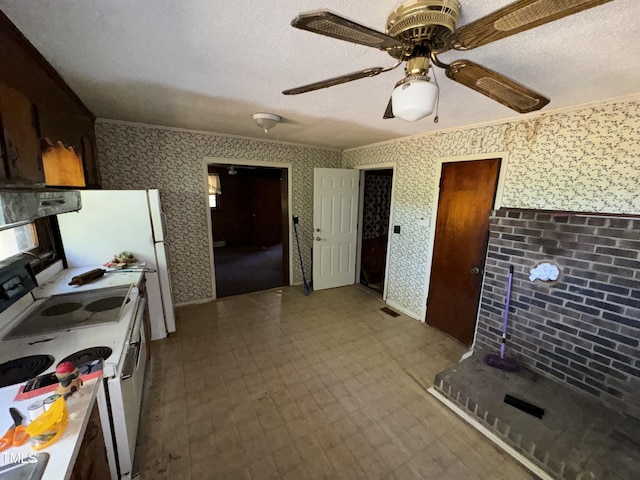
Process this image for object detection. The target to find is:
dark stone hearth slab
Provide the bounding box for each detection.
[434,351,640,480]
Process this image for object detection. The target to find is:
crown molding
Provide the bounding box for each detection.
[95,118,342,153]
[344,92,640,153]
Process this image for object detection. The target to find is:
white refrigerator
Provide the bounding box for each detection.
[56,189,176,340]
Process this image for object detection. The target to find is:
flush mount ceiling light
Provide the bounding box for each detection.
[252,113,281,133]
[391,74,438,121]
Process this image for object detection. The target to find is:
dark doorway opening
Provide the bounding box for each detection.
[359,169,393,295]
[209,164,289,297]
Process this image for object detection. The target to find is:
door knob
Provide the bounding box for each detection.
[470,267,481,275]
[315,228,321,232]
[315,237,321,241]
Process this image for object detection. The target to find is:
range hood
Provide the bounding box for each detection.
[0,189,81,231]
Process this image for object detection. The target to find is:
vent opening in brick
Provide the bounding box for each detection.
[380,307,400,318]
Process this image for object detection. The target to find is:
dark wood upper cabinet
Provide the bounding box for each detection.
[0,81,43,183]
[0,10,100,188]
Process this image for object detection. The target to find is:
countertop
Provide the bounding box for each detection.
[34,263,144,297]
[0,378,101,480]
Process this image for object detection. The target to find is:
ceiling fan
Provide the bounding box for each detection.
[283,0,612,121]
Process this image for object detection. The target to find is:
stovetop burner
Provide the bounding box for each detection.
[0,354,55,388]
[42,302,83,316]
[3,285,132,340]
[86,296,129,313]
[58,347,113,369]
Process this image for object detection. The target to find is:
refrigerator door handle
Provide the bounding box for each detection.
[163,242,171,270]
[160,212,168,239]
[153,240,170,269]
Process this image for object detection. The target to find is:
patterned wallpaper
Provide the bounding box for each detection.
[95,100,640,312]
[343,100,640,318]
[95,121,340,304]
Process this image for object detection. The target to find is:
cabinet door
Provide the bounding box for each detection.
[69,403,111,480]
[0,81,44,183]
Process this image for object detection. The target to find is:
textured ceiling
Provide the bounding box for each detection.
[1,0,639,150]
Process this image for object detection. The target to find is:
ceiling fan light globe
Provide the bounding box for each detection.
[391,79,438,122]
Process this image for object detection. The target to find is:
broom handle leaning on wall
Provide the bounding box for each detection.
[500,265,514,360]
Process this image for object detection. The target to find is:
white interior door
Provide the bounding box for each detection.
[313,168,360,291]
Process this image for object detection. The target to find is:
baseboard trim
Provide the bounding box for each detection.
[175,297,214,307]
[385,299,421,321]
[459,348,475,362]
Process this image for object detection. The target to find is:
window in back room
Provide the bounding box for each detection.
[208,173,221,209]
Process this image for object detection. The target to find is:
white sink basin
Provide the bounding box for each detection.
[0,453,49,480]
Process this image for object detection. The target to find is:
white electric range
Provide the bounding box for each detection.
[0,258,148,480]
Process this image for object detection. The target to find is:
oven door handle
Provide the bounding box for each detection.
[129,296,146,345]
[122,297,146,380]
[121,341,141,381]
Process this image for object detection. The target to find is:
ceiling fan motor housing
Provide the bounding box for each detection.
[387,0,460,52]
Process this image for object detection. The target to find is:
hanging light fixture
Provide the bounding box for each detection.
[391,75,438,122]
[252,113,281,133]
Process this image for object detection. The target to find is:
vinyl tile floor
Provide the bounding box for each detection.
[136,286,536,480]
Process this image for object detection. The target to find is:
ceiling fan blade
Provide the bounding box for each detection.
[283,67,384,95]
[292,11,405,51]
[450,0,613,50]
[446,60,550,113]
[383,98,394,119]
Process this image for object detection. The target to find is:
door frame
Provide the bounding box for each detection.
[353,162,397,301]
[202,157,293,300]
[420,152,509,336]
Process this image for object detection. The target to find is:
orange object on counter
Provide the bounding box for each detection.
[0,408,29,452]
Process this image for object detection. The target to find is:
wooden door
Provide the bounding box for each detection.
[251,176,281,246]
[280,168,290,285]
[313,168,360,291]
[426,159,500,346]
